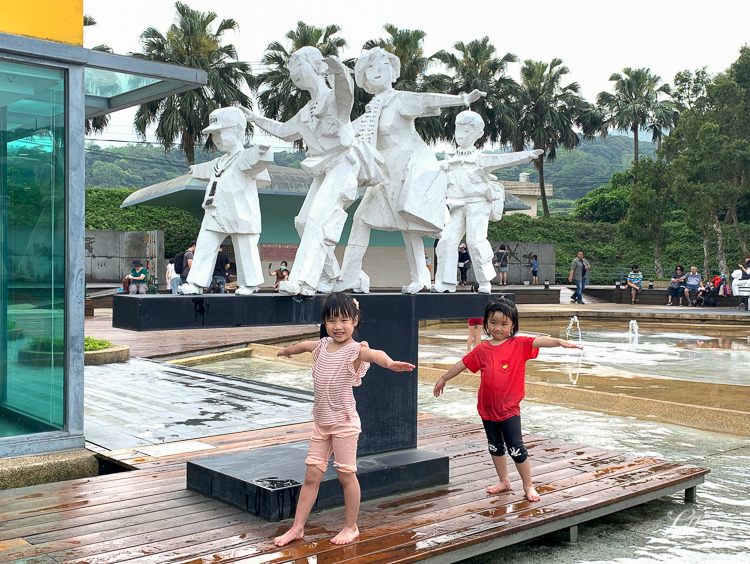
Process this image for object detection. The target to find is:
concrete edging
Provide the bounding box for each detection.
[84,344,130,366]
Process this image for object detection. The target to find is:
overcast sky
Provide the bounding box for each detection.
[83,0,750,149]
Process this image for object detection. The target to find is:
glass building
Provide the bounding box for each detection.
[0,32,205,457]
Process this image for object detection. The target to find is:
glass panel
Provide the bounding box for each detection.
[0,59,65,438]
[85,68,159,98]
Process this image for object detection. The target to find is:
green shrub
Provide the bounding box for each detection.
[7,320,16,331]
[84,336,113,351]
[85,187,201,258]
[30,338,65,351]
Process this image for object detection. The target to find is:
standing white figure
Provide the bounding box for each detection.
[335,47,486,294]
[245,47,383,296]
[178,107,274,296]
[432,111,542,293]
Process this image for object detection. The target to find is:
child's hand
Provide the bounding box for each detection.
[277,348,293,358]
[560,339,583,350]
[387,361,415,372]
[433,378,446,397]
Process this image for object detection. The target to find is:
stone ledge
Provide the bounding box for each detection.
[0,449,99,490]
[84,344,130,365]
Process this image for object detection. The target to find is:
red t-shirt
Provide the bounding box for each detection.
[462,336,538,422]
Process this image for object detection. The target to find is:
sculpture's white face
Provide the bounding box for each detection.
[212,128,241,153]
[289,56,318,90]
[455,122,482,149]
[364,56,393,93]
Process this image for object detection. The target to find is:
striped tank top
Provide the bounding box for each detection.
[311,338,371,424]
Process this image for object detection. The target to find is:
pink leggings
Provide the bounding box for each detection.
[305,416,360,474]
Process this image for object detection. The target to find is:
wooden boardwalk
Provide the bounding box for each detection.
[0,415,707,564]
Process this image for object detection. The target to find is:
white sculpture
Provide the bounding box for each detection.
[432,111,542,293]
[178,107,274,296]
[335,47,486,294]
[245,47,384,296]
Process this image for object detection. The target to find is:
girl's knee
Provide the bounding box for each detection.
[336,466,358,479]
[304,458,329,476]
[507,444,528,464]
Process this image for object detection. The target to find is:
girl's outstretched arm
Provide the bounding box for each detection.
[532,337,583,350]
[277,341,318,358]
[359,345,415,372]
[433,360,467,397]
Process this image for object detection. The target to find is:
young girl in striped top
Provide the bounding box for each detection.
[274,293,415,547]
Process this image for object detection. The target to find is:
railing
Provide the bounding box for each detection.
[554,267,725,286]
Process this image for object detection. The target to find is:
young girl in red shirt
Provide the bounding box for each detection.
[434,296,582,501]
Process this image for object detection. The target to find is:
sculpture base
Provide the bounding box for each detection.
[186,442,449,521]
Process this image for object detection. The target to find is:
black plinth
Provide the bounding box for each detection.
[114,292,511,456]
[187,442,449,521]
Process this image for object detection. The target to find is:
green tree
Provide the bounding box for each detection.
[431,37,518,146]
[255,21,347,150]
[619,158,673,277]
[514,58,598,219]
[672,67,710,111]
[597,68,674,163]
[363,24,451,142]
[129,1,253,165]
[572,170,633,223]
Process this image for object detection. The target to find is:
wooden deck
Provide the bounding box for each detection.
[0,414,708,564]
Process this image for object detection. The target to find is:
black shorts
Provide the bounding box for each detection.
[481,416,528,463]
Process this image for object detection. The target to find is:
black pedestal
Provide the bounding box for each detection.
[187,442,449,521]
[114,292,512,457]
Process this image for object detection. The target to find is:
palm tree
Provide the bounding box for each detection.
[431,37,518,146]
[514,58,596,219]
[129,2,253,165]
[255,21,347,148]
[597,67,673,163]
[362,24,451,142]
[83,14,112,135]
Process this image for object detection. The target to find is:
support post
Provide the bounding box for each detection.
[685,486,697,503]
[562,524,578,544]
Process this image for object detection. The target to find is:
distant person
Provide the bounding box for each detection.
[126,259,148,294]
[458,243,471,286]
[530,255,539,286]
[625,264,642,305]
[269,261,289,290]
[568,251,590,304]
[666,265,688,306]
[467,316,483,353]
[732,255,750,296]
[180,241,196,285]
[494,244,509,286]
[275,268,290,291]
[212,245,230,294]
[425,254,432,281]
[272,293,414,547]
[434,297,583,502]
[166,258,178,295]
[684,266,704,303]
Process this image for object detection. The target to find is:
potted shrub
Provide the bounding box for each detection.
[18,337,65,368]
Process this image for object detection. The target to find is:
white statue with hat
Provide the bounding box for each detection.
[335,47,486,294]
[178,106,274,296]
[244,47,384,296]
[432,110,543,293]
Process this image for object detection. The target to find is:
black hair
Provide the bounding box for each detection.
[675,265,683,271]
[281,261,288,266]
[321,292,361,327]
[631,264,638,270]
[189,241,197,248]
[169,258,174,264]
[483,296,518,338]
[499,244,506,250]
[532,254,537,259]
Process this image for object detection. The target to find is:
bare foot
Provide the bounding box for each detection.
[486,479,511,494]
[330,526,359,545]
[524,485,541,502]
[274,527,304,547]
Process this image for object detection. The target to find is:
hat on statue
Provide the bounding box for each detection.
[202,107,246,134]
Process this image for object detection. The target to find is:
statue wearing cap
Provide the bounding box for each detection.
[178,107,274,296]
[244,47,384,297]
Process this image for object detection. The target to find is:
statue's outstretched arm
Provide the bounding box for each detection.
[324,57,354,123]
[241,107,303,142]
[479,149,544,173]
[400,90,487,118]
